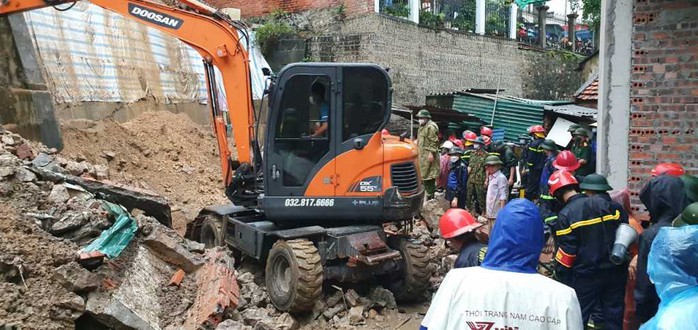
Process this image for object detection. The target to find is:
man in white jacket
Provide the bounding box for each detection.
[420,199,583,330]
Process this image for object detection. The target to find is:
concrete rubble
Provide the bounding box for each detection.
[0,129,239,329]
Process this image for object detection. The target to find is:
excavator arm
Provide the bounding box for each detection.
[1,0,257,190]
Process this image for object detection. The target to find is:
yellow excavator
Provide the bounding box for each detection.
[1,0,428,312]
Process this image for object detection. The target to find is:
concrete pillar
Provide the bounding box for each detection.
[408,0,419,24]
[509,4,518,39]
[475,0,486,35]
[597,0,632,190]
[537,5,548,48]
[567,13,578,51]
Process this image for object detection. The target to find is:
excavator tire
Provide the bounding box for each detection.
[265,239,323,313]
[199,214,224,248]
[384,237,431,302]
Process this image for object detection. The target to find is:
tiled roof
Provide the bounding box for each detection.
[574,74,599,101]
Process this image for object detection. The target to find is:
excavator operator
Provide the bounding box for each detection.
[309,80,329,138]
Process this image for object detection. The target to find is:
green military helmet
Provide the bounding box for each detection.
[416,109,431,119]
[541,139,558,151]
[580,173,613,191]
[573,127,590,137]
[448,146,464,156]
[567,124,581,133]
[484,155,503,166]
[680,174,698,203]
[672,202,698,227]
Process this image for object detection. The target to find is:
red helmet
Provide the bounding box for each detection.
[439,208,483,239]
[529,125,546,134]
[651,163,685,177]
[381,129,390,136]
[480,126,493,137]
[548,170,579,196]
[553,150,580,171]
[463,131,478,142]
[453,139,464,148]
[482,135,492,145]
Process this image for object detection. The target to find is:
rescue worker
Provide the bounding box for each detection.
[466,137,488,215]
[549,170,628,330]
[571,128,593,177]
[639,222,698,329]
[539,139,560,229]
[634,173,689,323]
[446,147,468,209]
[438,208,487,268]
[416,110,440,200]
[650,162,684,177]
[580,174,630,330]
[672,202,698,227]
[565,124,581,149]
[540,139,559,196]
[461,131,477,165]
[523,125,546,200]
[480,125,493,148]
[421,199,583,330]
[437,140,455,191]
[553,150,581,177]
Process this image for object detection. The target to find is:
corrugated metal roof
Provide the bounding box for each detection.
[574,74,599,101]
[453,93,572,141]
[543,104,597,118]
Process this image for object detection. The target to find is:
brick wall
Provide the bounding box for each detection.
[306,14,583,106]
[208,0,374,17]
[628,0,698,213]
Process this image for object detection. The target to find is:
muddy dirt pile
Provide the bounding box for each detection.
[59,111,230,235]
[0,128,239,329]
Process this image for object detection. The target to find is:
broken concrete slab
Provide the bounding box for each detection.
[15,167,36,182]
[256,313,299,330]
[216,319,252,330]
[348,306,365,325]
[53,262,100,293]
[183,248,240,329]
[344,289,360,307]
[86,245,166,330]
[51,214,89,235]
[142,225,204,273]
[30,166,172,227]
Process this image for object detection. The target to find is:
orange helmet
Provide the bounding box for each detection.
[480,126,493,137]
[553,150,580,171]
[439,208,483,239]
[548,170,579,195]
[463,131,477,142]
[651,163,685,177]
[381,129,390,136]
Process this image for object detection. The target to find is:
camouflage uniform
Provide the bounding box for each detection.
[466,149,488,215]
[418,120,440,198]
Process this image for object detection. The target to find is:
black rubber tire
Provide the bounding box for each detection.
[199,215,224,248]
[265,239,323,313]
[385,237,431,302]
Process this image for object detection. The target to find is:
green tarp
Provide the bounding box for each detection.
[82,201,138,259]
[514,0,548,8]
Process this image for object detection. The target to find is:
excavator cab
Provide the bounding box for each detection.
[261,63,423,225]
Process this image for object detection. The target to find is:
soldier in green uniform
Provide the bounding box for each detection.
[466,137,488,215]
[565,124,581,150]
[571,127,593,177]
[416,110,440,200]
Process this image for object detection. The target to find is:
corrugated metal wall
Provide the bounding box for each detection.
[24,2,270,104]
[453,93,570,141]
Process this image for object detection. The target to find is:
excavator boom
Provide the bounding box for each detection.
[1,0,257,188]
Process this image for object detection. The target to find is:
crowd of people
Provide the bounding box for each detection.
[413,110,698,330]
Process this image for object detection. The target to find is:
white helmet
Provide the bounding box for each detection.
[441,140,455,149]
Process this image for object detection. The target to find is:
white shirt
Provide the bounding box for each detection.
[486,171,509,218]
[421,267,583,330]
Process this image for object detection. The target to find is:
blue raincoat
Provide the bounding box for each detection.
[639,226,698,330]
[481,198,544,273]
